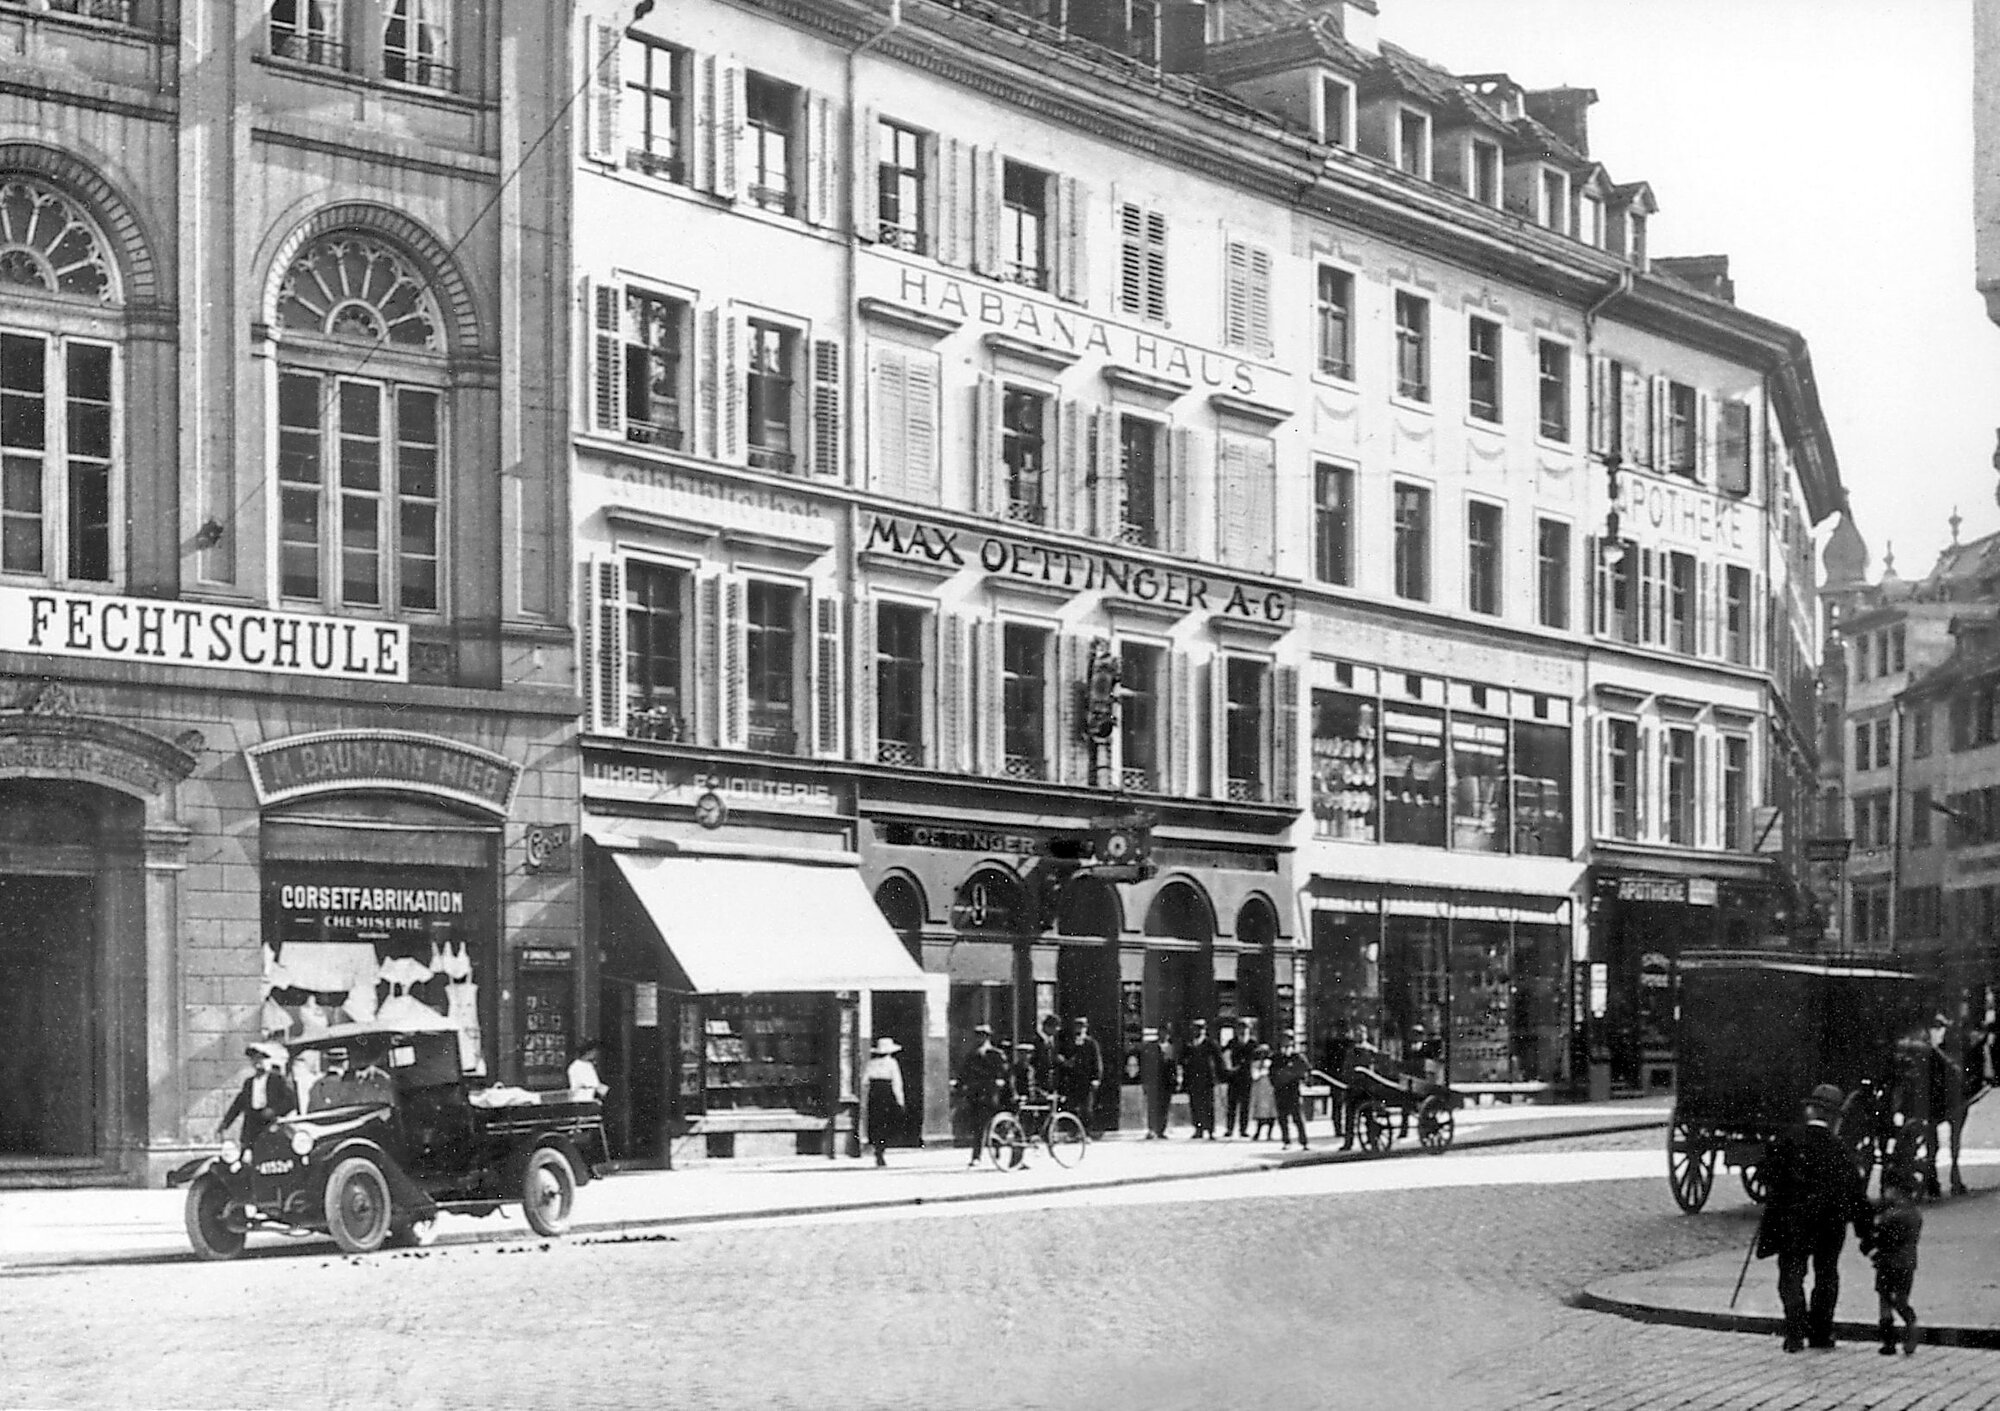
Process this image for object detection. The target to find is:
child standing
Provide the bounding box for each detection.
[1248,1043,1277,1141]
[1863,1172,1924,1355]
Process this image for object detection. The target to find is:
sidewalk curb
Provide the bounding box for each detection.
[1570,1287,2000,1351]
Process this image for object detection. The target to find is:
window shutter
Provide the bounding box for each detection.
[972,145,1002,276]
[1650,551,1668,645]
[1168,426,1195,556]
[696,573,721,745]
[719,310,745,465]
[721,574,746,747]
[805,91,834,228]
[589,278,624,437]
[1697,560,1714,657]
[1056,401,1085,534]
[586,21,621,164]
[1169,651,1194,795]
[1718,401,1751,495]
[813,590,844,758]
[972,617,1001,775]
[580,557,626,736]
[1094,409,1121,540]
[1247,245,1273,359]
[1223,240,1249,350]
[904,351,940,504]
[1055,634,1084,784]
[1696,733,1713,848]
[1143,209,1166,321]
[935,137,966,269]
[1637,548,1654,646]
[691,55,713,192]
[1695,389,1715,483]
[1054,174,1086,304]
[706,57,742,201]
[1649,374,1669,469]
[811,338,842,479]
[973,374,1002,515]
[1245,436,1276,574]
[852,588,876,764]
[697,304,720,460]
[1588,355,1610,456]
[1208,654,1230,798]
[1638,722,1655,840]
[1216,435,1251,567]
[1272,664,1299,806]
[1118,203,1144,317]
[1592,716,1606,838]
[940,613,967,774]
[853,106,879,243]
[868,344,909,498]
[1753,571,1767,669]
[1619,366,1645,466]
[1586,533,1602,635]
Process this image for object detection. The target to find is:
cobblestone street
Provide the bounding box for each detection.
[3,1129,1996,1410]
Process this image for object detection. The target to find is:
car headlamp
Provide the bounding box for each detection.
[290,1129,313,1157]
[219,1138,241,1166]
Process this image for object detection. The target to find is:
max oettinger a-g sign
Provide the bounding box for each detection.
[0,585,408,681]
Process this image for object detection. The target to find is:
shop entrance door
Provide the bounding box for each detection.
[0,875,96,1158]
[1056,943,1120,1128]
[872,989,924,1146]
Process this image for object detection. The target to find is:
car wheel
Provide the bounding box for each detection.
[521,1148,577,1237]
[184,1173,247,1261]
[324,1156,394,1255]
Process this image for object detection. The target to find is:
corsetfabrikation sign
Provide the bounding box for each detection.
[247,730,520,816]
[863,514,1294,627]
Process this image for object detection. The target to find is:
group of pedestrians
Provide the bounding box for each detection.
[1143,1019,1313,1147]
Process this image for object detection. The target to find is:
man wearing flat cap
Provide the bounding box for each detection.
[1757,1082,1875,1352]
[954,1024,1010,1166]
[218,1040,296,1147]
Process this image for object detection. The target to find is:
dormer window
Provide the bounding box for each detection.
[1629,212,1648,266]
[1539,169,1569,235]
[1580,192,1604,248]
[1396,108,1431,179]
[1470,139,1501,207]
[1321,76,1354,149]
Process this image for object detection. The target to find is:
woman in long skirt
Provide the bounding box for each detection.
[1248,1043,1277,1140]
[864,1037,906,1166]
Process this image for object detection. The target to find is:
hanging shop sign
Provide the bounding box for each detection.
[248,730,519,816]
[0,585,407,681]
[583,756,845,815]
[862,514,1294,626]
[950,868,1029,933]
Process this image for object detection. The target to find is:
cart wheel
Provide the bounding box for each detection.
[521,1148,577,1237]
[1045,1111,1088,1168]
[1740,1164,1770,1204]
[1667,1112,1716,1213]
[984,1112,1027,1170]
[1358,1100,1394,1153]
[1837,1090,1878,1181]
[324,1156,394,1254]
[1416,1096,1455,1154]
[184,1173,247,1261]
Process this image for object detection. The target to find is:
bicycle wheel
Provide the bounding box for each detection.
[984,1111,1028,1170]
[1045,1110,1088,1167]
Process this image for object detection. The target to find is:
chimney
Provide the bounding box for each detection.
[1333,0,1378,53]
[1654,255,1736,305]
[1524,86,1597,156]
[1160,0,1207,72]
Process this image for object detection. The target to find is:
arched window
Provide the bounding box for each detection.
[0,175,120,585]
[272,231,447,615]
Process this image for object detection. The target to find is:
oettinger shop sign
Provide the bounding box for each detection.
[0,586,407,681]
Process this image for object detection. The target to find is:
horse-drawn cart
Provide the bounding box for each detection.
[1341,1063,1462,1155]
[1667,951,1936,1213]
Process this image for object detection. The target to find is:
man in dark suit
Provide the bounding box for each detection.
[1758,1083,1876,1352]
[1057,1016,1105,1133]
[218,1041,297,1147]
[1220,1018,1258,1138]
[954,1024,1011,1165]
[1139,1025,1178,1138]
[1181,1019,1221,1139]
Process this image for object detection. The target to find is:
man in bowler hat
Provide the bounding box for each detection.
[1220,1018,1258,1137]
[954,1024,1011,1165]
[1180,1018,1221,1138]
[1758,1082,1875,1351]
[1057,1016,1105,1133]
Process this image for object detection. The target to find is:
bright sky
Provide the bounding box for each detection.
[1378,0,1999,583]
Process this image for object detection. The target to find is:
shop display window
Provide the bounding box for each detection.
[1449,922,1511,1082]
[1511,925,1568,1085]
[1307,910,1381,1053]
[1311,691,1379,841]
[697,994,829,1114]
[1381,707,1446,847]
[1449,715,1509,853]
[1380,916,1446,1062]
[1511,722,1571,857]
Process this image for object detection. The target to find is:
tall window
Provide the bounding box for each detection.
[1470,139,1501,206]
[745,581,799,754]
[623,562,688,740]
[1313,462,1353,586]
[1539,169,1568,234]
[1118,641,1162,791]
[1668,552,1696,654]
[622,38,687,181]
[1666,381,1697,477]
[1467,317,1501,423]
[1117,204,1168,322]
[1396,109,1430,178]
[876,602,927,767]
[1724,565,1751,664]
[1535,519,1569,629]
[1912,706,1933,759]
[745,73,798,215]
[1466,501,1502,616]
[1912,787,1933,847]
[1853,719,1872,771]
[1664,727,1694,845]
[1224,657,1268,800]
[273,231,449,615]
[619,290,687,448]
[1394,292,1429,402]
[1393,482,1430,601]
[1320,77,1353,147]
[1607,718,1639,840]
[271,0,344,68]
[746,321,796,473]
[1537,340,1570,442]
[878,120,926,253]
[1118,414,1160,546]
[1001,161,1049,290]
[0,334,113,583]
[1001,387,1048,524]
[383,0,450,90]
[1875,717,1893,770]
[1891,624,1907,673]
[1001,623,1050,779]
[1315,265,1353,379]
[1721,735,1748,850]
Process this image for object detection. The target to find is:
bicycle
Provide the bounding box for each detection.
[982,1089,1089,1169]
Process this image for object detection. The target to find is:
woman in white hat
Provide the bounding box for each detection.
[218,1040,296,1148]
[864,1036,905,1167]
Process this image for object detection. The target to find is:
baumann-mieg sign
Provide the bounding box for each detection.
[0,586,408,681]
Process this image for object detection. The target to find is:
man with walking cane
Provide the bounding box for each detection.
[1754,1083,1875,1352]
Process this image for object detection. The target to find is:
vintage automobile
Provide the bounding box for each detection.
[177,1016,608,1259]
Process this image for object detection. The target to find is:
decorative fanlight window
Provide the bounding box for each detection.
[276,234,443,351]
[0,178,115,303]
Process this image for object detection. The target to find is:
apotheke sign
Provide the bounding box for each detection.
[0,586,407,681]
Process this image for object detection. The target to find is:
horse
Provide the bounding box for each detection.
[1887,1021,1996,1198]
